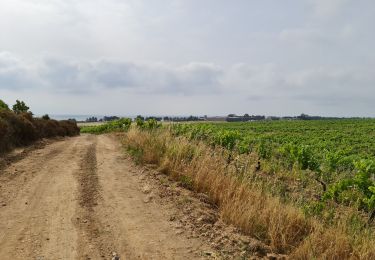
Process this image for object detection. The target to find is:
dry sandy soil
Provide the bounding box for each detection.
[0,134,279,260]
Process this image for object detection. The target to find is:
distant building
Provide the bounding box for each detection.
[226,114,265,122]
[205,116,227,122]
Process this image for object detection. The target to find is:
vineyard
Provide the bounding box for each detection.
[171,119,375,218]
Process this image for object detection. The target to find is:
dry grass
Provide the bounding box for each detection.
[122,128,375,258]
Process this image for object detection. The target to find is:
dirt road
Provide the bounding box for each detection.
[0,135,215,260]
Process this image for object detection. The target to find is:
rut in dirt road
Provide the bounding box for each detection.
[75,138,119,259]
[0,134,217,260]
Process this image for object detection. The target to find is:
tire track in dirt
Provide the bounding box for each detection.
[75,137,119,259]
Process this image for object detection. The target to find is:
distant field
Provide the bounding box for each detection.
[77,121,105,127]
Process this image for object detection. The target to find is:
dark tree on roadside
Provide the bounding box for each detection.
[12,100,30,114]
[42,114,50,120]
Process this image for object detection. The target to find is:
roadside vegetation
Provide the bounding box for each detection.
[79,117,375,258]
[80,118,132,134]
[79,117,161,134]
[0,99,79,154]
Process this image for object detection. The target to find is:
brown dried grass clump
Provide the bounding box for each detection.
[291,228,352,259]
[123,128,375,258]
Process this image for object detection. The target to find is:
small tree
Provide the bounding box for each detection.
[12,100,30,114]
[0,99,10,111]
[42,114,50,120]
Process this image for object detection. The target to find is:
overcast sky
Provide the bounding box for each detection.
[0,0,374,117]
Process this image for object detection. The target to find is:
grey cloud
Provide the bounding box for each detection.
[92,61,222,95]
[279,67,375,110]
[309,0,350,17]
[1,52,374,116]
[0,53,223,95]
[93,61,141,89]
[224,64,375,110]
[0,52,40,90]
[40,59,90,94]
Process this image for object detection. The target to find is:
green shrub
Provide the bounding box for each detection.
[0,99,10,111]
[12,100,30,114]
[280,143,320,171]
[42,114,50,120]
[257,138,273,159]
[212,130,241,150]
[324,159,375,211]
[136,117,145,128]
[135,118,161,131]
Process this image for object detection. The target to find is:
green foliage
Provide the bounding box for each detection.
[353,160,375,196]
[237,136,254,154]
[136,118,161,130]
[172,124,241,151]
[80,118,132,134]
[126,145,144,165]
[302,201,325,217]
[171,119,375,172]
[364,186,375,210]
[324,159,375,211]
[12,100,30,114]
[144,118,161,130]
[0,99,10,111]
[212,130,241,150]
[280,143,320,171]
[179,175,193,189]
[136,117,145,128]
[325,149,358,172]
[257,138,273,159]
